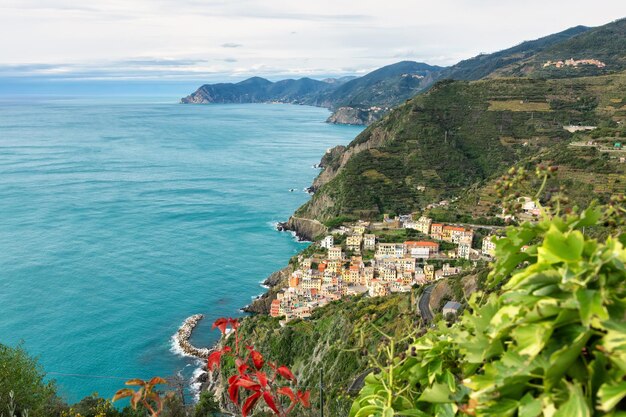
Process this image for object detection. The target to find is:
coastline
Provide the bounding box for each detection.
[171,314,212,360]
[276,216,327,242]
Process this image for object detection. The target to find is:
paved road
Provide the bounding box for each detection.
[418,285,434,322]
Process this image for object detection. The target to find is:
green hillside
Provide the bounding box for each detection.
[492,18,626,78]
[320,61,443,109]
[296,73,626,222]
[441,25,591,81]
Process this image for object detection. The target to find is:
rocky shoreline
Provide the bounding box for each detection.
[242,266,292,314]
[276,216,327,242]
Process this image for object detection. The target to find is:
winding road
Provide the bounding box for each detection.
[418,285,434,322]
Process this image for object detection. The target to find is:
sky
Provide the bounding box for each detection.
[0,0,625,83]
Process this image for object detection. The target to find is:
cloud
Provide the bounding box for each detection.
[0,0,624,83]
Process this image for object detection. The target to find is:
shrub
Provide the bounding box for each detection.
[350,201,626,416]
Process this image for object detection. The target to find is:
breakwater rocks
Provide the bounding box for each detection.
[173,314,212,359]
[276,216,327,241]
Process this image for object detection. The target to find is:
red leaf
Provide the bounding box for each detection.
[228,318,240,330]
[298,390,311,408]
[277,386,297,402]
[207,351,223,370]
[250,350,264,370]
[236,358,249,375]
[263,391,280,415]
[228,381,239,404]
[212,318,229,334]
[277,365,296,381]
[235,378,261,391]
[242,392,261,417]
[256,371,268,388]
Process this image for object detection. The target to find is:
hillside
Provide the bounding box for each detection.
[440,25,591,81]
[492,18,626,78]
[213,292,417,416]
[320,61,443,109]
[295,73,626,223]
[181,61,444,125]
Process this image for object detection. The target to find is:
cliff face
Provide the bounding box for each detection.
[326,107,383,125]
[278,216,328,241]
[242,266,291,314]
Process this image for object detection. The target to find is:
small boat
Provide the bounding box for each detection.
[289,188,296,192]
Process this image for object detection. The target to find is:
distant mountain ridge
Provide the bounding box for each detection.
[181,61,444,125]
[182,18,625,126]
[181,76,333,106]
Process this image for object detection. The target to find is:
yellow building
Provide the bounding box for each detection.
[346,234,363,252]
[328,246,343,260]
[424,264,435,281]
[415,216,432,235]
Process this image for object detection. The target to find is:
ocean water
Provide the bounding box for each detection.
[0,96,363,403]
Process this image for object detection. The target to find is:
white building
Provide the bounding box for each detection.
[320,235,334,249]
[482,236,498,257]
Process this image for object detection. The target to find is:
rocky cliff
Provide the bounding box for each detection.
[277,216,328,241]
[242,266,291,314]
[326,106,384,125]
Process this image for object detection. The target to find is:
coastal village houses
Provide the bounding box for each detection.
[270,215,486,322]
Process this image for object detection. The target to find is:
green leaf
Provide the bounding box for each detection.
[518,393,542,417]
[554,384,590,417]
[478,399,518,416]
[538,226,584,263]
[418,382,453,403]
[354,405,383,417]
[575,289,608,327]
[382,406,394,417]
[511,322,553,358]
[597,381,626,412]
[546,329,591,387]
[574,206,601,228]
[396,409,429,417]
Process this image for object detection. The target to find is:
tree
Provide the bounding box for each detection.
[193,392,221,417]
[0,344,63,417]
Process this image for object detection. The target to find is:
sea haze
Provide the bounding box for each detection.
[0,96,363,402]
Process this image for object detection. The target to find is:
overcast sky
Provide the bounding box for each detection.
[0,0,624,82]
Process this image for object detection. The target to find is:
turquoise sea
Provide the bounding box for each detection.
[0,96,363,403]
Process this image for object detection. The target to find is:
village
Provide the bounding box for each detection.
[270,214,503,322]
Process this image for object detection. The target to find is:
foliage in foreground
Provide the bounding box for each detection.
[0,344,61,417]
[350,202,626,416]
[208,318,310,417]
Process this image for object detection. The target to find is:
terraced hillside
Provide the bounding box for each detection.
[296,73,626,223]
